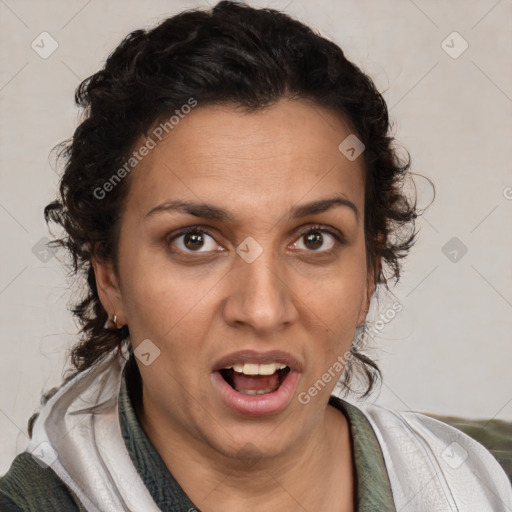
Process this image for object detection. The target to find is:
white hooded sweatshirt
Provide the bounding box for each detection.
[26,345,512,512]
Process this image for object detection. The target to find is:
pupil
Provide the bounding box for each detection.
[183,232,323,251]
[185,232,204,250]
[305,231,322,250]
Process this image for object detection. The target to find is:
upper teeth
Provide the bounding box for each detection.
[225,362,288,375]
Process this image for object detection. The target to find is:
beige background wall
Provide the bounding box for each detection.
[1,0,511,473]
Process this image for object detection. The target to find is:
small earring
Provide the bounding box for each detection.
[104,313,119,330]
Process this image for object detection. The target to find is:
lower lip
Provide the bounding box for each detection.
[211,370,300,416]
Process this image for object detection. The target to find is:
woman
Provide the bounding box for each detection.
[1,1,511,511]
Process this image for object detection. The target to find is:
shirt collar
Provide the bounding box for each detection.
[328,395,396,511]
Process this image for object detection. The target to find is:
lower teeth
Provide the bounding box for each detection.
[220,367,290,395]
[238,387,276,395]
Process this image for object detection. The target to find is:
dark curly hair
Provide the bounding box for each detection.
[36,0,430,432]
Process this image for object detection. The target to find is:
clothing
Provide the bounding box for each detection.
[1,345,511,511]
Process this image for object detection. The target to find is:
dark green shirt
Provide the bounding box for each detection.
[1,356,510,511]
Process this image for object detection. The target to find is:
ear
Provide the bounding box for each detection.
[91,256,127,328]
[356,251,382,327]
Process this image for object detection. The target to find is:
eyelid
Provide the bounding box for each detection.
[294,224,345,244]
[166,223,345,254]
[166,224,224,253]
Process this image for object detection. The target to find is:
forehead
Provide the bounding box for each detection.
[125,99,365,222]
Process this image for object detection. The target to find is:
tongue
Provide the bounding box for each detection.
[232,372,280,392]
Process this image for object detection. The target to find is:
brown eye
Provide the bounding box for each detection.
[168,228,223,253]
[184,232,206,251]
[303,231,324,250]
[292,227,340,252]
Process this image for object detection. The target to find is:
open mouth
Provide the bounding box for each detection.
[219,365,291,395]
[211,355,301,415]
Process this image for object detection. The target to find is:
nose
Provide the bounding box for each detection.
[222,243,299,334]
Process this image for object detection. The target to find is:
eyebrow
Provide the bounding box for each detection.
[144,195,359,222]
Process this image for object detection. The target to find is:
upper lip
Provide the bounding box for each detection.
[212,350,303,373]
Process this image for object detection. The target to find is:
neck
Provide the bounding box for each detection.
[132,380,354,512]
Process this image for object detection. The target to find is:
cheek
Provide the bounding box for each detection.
[120,248,219,339]
[125,278,195,336]
[299,256,368,355]
[299,254,367,317]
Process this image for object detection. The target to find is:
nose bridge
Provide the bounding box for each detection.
[224,236,295,331]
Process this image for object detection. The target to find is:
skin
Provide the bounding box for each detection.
[93,98,379,511]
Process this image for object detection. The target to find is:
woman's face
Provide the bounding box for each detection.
[95,98,375,461]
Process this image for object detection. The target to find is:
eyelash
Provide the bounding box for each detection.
[166,224,345,256]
